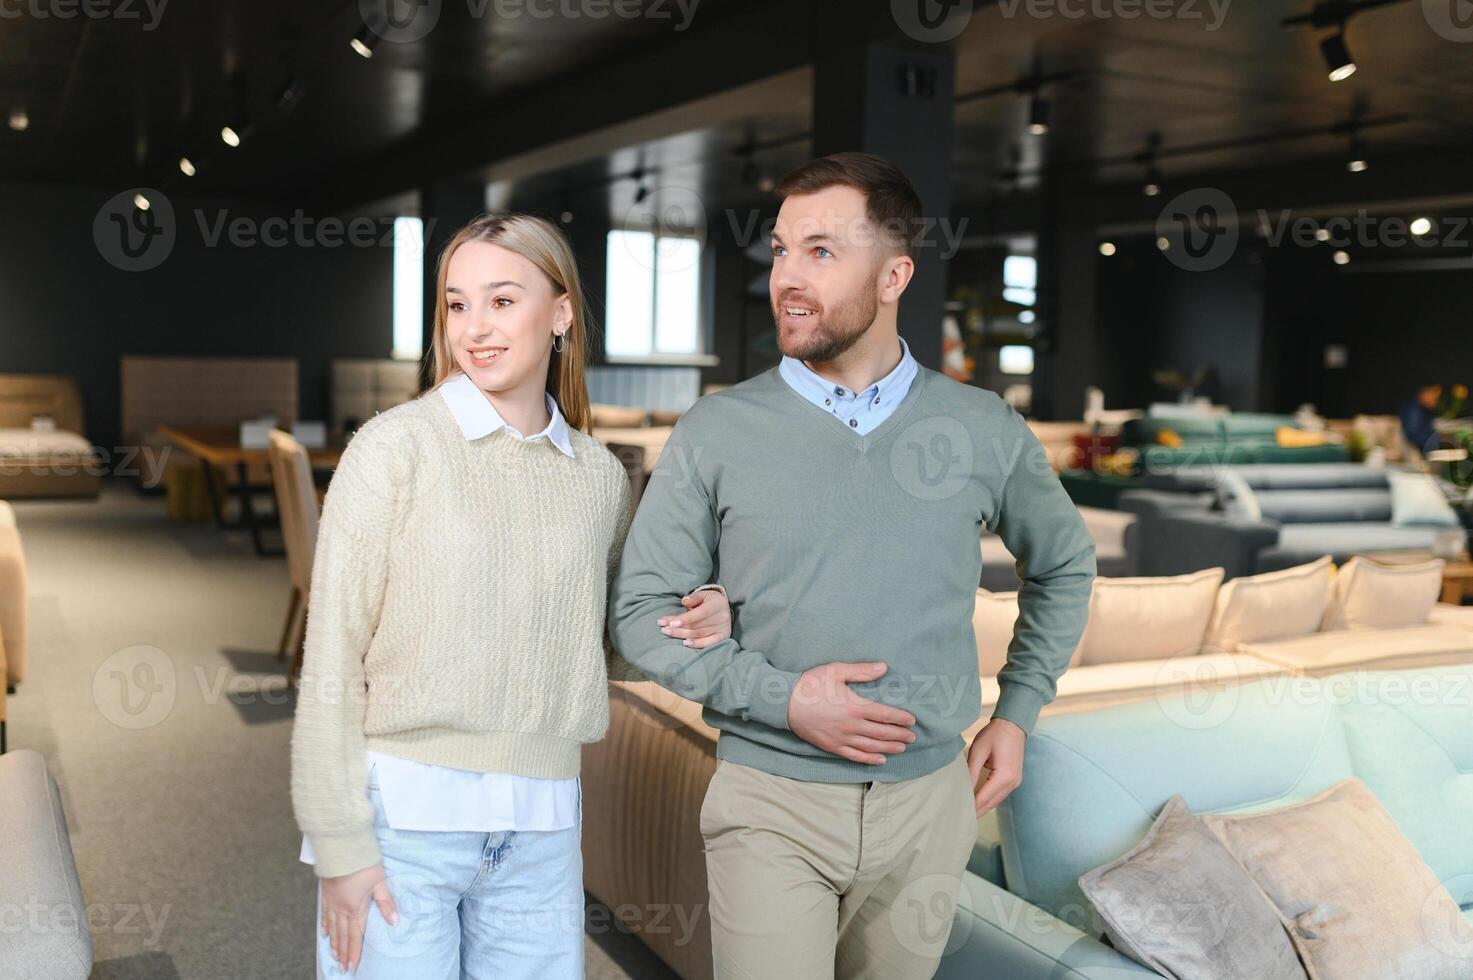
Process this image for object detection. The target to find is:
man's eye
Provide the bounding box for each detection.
[772,245,786,257]
[816,247,832,258]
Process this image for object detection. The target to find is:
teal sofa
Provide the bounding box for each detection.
[936,666,1473,978]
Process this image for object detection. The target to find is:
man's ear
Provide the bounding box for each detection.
[879,253,915,304]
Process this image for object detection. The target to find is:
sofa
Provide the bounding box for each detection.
[934,663,1473,978]
[0,374,101,499]
[0,750,91,980]
[1120,463,1466,578]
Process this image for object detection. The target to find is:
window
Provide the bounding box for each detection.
[1001,254,1036,308]
[999,345,1035,375]
[605,229,704,360]
[392,216,424,361]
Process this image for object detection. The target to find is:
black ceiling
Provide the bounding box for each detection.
[2,0,1471,214]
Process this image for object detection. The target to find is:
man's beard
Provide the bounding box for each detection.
[773,285,879,362]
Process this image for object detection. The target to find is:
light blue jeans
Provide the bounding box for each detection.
[315,770,585,979]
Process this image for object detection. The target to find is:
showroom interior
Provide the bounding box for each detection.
[2,0,1472,977]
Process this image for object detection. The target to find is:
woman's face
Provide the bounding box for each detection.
[444,240,570,393]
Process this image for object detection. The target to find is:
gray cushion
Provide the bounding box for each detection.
[1253,489,1393,524]
[0,750,91,980]
[1079,795,1308,980]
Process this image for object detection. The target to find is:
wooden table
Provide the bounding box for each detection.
[592,426,673,474]
[157,426,344,555]
[1440,560,1473,605]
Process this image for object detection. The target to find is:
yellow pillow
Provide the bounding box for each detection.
[1155,428,1184,448]
[1276,426,1328,448]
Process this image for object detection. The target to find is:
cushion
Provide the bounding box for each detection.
[1204,558,1333,652]
[1252,488,1392,524]
[1321,556,1444,631]
[1078,795,1307,980]
[0,427,95,458]
[1076,568,1225,665]
[1387,470,1460,527]
[975,653,1288,719]
[1429,603,1473,632]
[1214,472,1262,522]
[1239,625,1473,675]
[1202,778,1473,979]
[1274,426,1327,448]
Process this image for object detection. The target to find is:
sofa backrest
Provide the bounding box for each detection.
[1336,665,1473,910]
[997,674,1355,933]
[1254,487,1393,524]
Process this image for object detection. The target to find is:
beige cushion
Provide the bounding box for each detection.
[1079,795,1307,980]
[0,427,94,457]
[590,403,648,428]
[1203,778,1473,979]
[1322,556,1444,631]
[1238,625,1473,676]
[1429,602,1473,632]
[974,653,1287,727]
[1205,557,1333,653]
[1076,567,1224,665]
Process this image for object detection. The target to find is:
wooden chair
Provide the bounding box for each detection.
[267,430,319,686]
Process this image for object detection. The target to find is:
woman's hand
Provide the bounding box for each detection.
[320,863,398,972]
[660,587,732,649]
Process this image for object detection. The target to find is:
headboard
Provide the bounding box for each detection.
[120,356,298,442]
[0,374,86,434]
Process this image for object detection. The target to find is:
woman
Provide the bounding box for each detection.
[291,212,729,978]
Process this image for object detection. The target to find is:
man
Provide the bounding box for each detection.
[609,152,1095,979]
[1399,383,1441,459]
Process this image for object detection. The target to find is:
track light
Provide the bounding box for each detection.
[1027,93,1051,136]
[560,210,574,224]
[220,125,242,147]
[8,106,27,132]
[1143,165,1162,197]
[274,75,305,112]
[1099,242,1117,256]
[133,193,151,212]
[1321,32,1355,81]
[179,157,197,177]
[1346,134,1368,172]
[1410,216,1432,236]
[1333,249,1350,265]
[351,23,379,59]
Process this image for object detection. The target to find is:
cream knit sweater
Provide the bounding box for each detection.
[289,389,644,878]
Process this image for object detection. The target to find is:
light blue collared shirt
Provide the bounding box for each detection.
[778,335,918,435]
[438,371,575,458]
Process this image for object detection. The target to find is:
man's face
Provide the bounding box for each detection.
[1419,386,1442,410]
[769,185,887,362]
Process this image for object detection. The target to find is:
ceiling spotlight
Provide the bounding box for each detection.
[133,193,151,212]
[560,210,574,224]
[1332,249,1350,265]
[274,75,305,112]
[220,117,251,147]
[1315,227,1330,242]
[351,24,379,59]
[8,106,28,132]
[1027,93,1051,136]
[1321,32,1356,81]
[1410,216,1433,236]
[220,126,240,147]
[1156,236,1170,251]
[757,175,776,193]
[1346,154,1368,173]
[1099,241,1117,256]
[1143,167,1162,197]
[179,157,197,177]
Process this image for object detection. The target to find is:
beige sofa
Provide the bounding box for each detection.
[585,556,1473,977]
[0,374,100,499]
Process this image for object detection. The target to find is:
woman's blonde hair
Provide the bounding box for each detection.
[427,212,592,433]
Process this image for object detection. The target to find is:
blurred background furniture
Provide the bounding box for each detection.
[329,359,421,437]
[0,502,26,698]
[120,355,299,491]
[0,750,91,978]
[267,430,320,685]
[1119,463,1466,578]
[157,425,341,556]
[980,506,1136,590]
[0,374,100,499]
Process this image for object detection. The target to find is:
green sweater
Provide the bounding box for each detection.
[608,365,1095,783]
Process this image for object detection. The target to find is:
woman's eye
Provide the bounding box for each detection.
[448,300,466,312]
[493,297,512,308]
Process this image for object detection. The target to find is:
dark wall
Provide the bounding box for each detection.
[0,181,395,452]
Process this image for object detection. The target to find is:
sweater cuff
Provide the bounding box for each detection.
[308,828,382,879]
[744,662,802,731]
[692,583,726,597]
[990,681,1044,739]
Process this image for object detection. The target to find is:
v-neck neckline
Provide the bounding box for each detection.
[771,361,930,454]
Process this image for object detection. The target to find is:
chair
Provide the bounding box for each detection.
[267,430,319,685]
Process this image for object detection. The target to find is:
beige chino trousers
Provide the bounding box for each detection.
[698,749,977,980]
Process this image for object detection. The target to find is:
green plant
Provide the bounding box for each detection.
[1438,384,1468,420]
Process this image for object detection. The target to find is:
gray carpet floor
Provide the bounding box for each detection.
[5,479,676,980]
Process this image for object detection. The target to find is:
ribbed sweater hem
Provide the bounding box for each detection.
[364,729,582,779]
[715,733,963,784]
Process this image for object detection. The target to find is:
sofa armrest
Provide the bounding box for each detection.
[934,873,1159,980]
[1147,511,1279,579]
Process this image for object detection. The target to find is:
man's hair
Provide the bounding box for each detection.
[774,152,924,259]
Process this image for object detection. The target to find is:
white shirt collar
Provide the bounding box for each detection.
[438,372,575,458]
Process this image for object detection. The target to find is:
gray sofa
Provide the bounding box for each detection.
[1119,463,1465,578]
[0,750,91,980]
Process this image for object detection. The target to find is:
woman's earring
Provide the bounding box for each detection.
[552,331,566,353]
